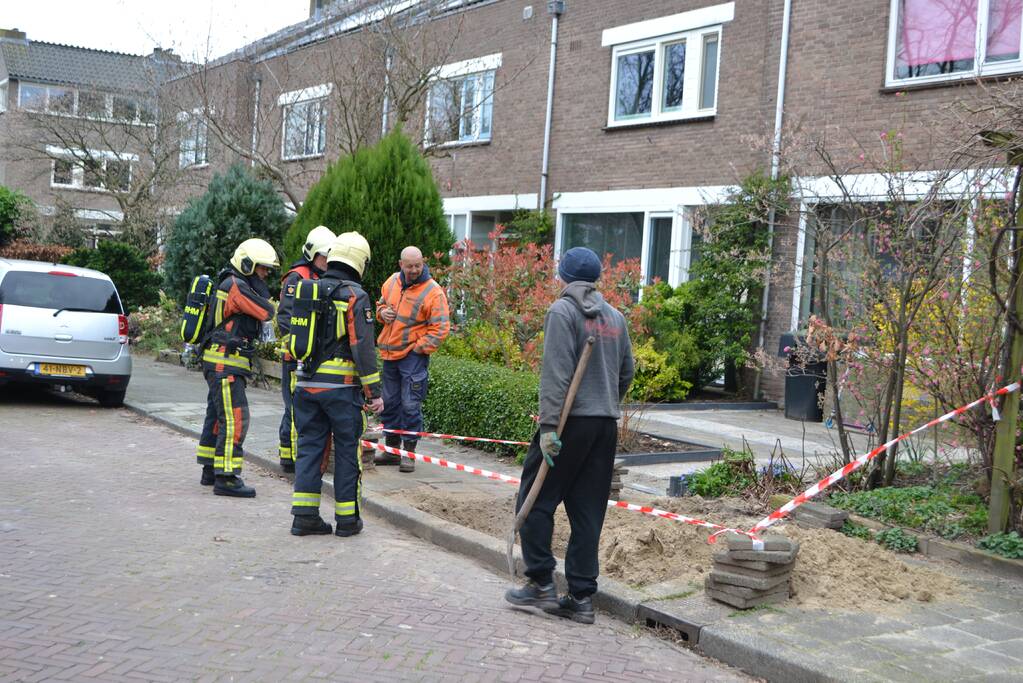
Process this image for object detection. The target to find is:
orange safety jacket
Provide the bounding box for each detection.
[376,271,450,361]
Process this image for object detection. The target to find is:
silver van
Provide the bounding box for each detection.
[0,258,132,406]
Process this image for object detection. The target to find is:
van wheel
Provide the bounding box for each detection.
[98,389,126,408]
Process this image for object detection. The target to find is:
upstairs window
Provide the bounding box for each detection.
[602,3,733,127]
[178,111,209,168]
[49,149,134,193]
[283,98,327,160]
[888,0,1023,85]
[426,53,500,146]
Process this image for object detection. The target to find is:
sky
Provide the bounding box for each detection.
[3,1,310,61]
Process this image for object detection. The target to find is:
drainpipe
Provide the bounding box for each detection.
[752,0,793,400]
[539,1,564,210]
[250,74,261,167]
[381,48,393,137]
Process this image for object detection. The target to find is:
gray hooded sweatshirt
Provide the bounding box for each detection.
[538,281,635,433]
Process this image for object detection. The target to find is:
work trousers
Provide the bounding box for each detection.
[516,416,617,599]
[379,352,429,435]
[278,359,298,463]
[196,371,250,476]
[291,387,365,525]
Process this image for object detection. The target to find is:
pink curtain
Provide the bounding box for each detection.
[897,0,978,68]
[987,0,1023,60]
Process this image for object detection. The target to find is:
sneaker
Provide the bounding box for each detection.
[504,580,558,610]
[399,440,416,473]
[374,434,402,465]
[335,518,364,537]
[291,515,332,536]
[280,459,295,473]
[543,594,595,624]
[213,475,256,498]
[200,465,214,486]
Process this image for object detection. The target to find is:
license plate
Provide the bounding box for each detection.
[38,363,87,377]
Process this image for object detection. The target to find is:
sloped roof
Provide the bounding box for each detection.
[0,39,181,92]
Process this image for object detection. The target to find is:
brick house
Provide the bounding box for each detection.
[159,0,1023,402]
[0,28,184,246]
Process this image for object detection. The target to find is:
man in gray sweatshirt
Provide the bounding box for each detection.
[505,246,635,624]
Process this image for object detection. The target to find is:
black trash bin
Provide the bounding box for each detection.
[778,334,827,422]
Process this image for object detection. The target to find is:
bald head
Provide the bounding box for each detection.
[399,245,425,283]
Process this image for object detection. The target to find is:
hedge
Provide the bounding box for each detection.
[423,355,538,456]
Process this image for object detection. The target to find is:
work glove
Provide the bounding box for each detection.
[539,431,562,468]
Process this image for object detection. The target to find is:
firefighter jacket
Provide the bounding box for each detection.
[375,264,450,361]
[276,259,320,361]
[202,267,276,377]
[295,264,382,398]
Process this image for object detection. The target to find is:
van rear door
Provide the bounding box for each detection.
[0,270,124,360]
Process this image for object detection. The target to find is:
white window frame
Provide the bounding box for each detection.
[0,79,8,114]
[606,26,722,128]
[16,80,153,124]
[177,110,209,169]
[425,53,501,148]
[279,84,331,161]
[46,146,137,193]
[885,0,1023,87]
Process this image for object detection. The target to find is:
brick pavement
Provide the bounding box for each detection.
[0,388,747,682]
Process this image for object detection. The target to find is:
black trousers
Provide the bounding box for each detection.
[516,416,617,599]
[291,387,364,524]
[197,371,249,475]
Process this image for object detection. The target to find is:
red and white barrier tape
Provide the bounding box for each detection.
[379,427,530,447]
[741,380,1021,537]
[363,441,522,485]
[362,440,755,541]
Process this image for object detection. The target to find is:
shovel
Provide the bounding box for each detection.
[507,336,595,579]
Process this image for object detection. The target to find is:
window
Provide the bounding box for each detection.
[283,97,326,160]
[426,53,501,146]
[0,81,7,113]
[603,4,733,126]
[178,112,209,168]
[647,216,673,284]
[106,160,131,192]
[52,159,74,186]
[78,91,108,118]
[48,86,74,114]
[83,159,103,189]
[19,83,47,111]
[562,213,644,264]
[112,95,138,122]
[888,0,1023,85]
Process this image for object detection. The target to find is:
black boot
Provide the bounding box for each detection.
[291,515,332,536]
[399,440,416,473]
[374,434,401,465]
[200,465,214,486]
[213,475,256,498]
[280,459,295,474]
[504,580,558,610]
[543,594,595,624]
[335,517,364,537]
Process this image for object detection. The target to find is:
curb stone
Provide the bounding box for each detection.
[123,397,855,683]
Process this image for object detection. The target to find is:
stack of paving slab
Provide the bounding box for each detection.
[704,534,799,609]
[767,495,849,530]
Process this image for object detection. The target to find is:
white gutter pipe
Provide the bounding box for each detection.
[539,2,563,210]
[753,0,793,399]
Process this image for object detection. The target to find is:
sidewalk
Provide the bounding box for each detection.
[126,356,1023,682]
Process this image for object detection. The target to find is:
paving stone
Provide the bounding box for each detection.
[983,639,1023,662]
[723,533,794,552]
[707,568,791,592]
[910,624,990,649]
[942,646,1023,674]
[865,632,955,657]
[712,552,795,575]
[711,556,794,579]
[951,618,1023,643]
[727,545,800,564]
[704,576,791,600]
[704,585,789,610]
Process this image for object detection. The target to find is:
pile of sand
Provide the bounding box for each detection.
[396,488,958,613]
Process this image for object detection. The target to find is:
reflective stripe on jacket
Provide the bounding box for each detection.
[375,272,450,361]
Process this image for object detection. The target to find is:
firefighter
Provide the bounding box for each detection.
[374,246,450,472]
[290,232,383,537]
[276,225,336,473]
[196,238,278,498]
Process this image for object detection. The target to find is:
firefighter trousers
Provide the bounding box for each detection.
[516,416,617,599]
[278,359,298,463]
[197,371,250,476]
[291,387,365,526]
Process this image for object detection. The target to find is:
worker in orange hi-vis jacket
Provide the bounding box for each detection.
[374,245,450,473]
[195,238,277,499]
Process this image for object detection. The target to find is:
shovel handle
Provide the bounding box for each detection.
[513,336,596,532]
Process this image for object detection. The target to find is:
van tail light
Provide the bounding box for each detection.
[118,314,129,344]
